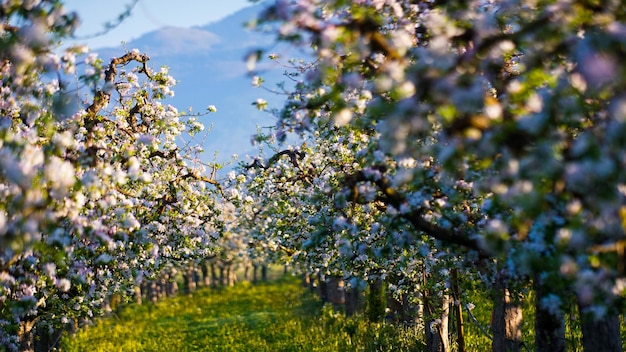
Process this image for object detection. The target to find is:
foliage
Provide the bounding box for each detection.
[61,275,425,352]
[235,0,626,339]
[3,0,626,349]
[0,1,222,349]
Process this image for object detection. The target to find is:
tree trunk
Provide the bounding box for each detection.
[184,265,197,294]
[317,273,329,303]
[141,281,149,303]
[201,262,210,286]
[579,302,622,352]
[492,281,522,352]
[33,323,63,352]
[387,290,414,325]
[37,322,73,352]
[134,285,142,305]
[228,264,237,286]
[159,273,169,298]
[327,276,345,311]
[441,294,451,352]
[451,269,466,352]
[226,264,234,286]
[219,265,226,286]
[367,279,385,322]
[166,276,178,297]
[148,280,159,303]
[261,265,268,281]
[244,262,251,282]
[425,291,451,352]
[194,265,201,287]
[18,319,36,352]
[535,282,565,352]
[210,263,218,287]
[345,284,359,317]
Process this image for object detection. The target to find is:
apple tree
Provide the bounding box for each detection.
[242,0,626,351]
[0,1,223,350]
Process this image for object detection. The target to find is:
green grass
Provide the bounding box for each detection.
[61,275,424,352]
[50,275,626,351]
[64,275,621,352]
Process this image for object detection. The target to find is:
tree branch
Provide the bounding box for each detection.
[344,169,486,255]
[85,51,150,121]
[245,149,306,170]
[178,171,224,198]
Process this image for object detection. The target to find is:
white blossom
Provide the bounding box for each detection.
[45,156,75,192]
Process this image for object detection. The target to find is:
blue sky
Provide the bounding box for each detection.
[63,0,254,49]
[59,0,280,169]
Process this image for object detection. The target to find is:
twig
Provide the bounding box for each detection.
[463,303,493,341]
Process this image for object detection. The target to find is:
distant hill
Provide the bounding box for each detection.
[94,3,299,172]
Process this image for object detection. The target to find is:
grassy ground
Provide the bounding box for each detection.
[61,275,424,352]
[62,274,624,351]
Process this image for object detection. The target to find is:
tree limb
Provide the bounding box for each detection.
[245,149,306,170]
[85,51,150,121]
[344,169,487,255]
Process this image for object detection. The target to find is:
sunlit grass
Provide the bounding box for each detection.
[60,273,626,351]
[61,275,424,351]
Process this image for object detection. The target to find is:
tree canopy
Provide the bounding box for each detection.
[237,0,626,349]
[1,0,626,351]
[0,1,222,349]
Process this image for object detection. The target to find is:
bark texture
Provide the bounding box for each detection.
[451,269,465,352]
[327,276,345,311]
[18,320,36,352]
[425,291,451,352]
[579,305,622,352]
[492,284,522,352]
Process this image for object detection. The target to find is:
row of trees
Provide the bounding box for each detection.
[228,0,626,351]
[0,1,246,350]
[1,0,626,351]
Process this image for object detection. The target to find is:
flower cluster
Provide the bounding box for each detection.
[0,2,223,349]
[237,0,626,347]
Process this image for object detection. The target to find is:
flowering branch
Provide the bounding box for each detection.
[85,51,150,121]
[245,149,306,170]
[344,169,485,254]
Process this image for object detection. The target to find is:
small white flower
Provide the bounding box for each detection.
[127,156,140,179]
[332,216,348,231]
[53,131,74,148]
[84,66,96,76]
[45,156,75,192]
[254,98,267,110]
[43,263,56,278]
[55,278,71,292]
[333,108,352,127]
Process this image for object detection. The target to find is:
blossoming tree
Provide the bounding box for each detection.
[237,0,626,351]
[0,1,223,350]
